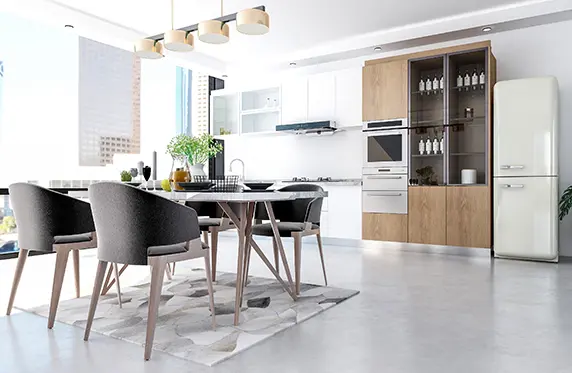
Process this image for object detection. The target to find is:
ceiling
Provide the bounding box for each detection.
[51,0,528,63]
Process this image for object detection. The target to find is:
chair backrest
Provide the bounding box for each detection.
[89,182,200,265]
[9,183,95,252]
[255,183,324,224]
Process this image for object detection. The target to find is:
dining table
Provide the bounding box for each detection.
[69,188,328,325]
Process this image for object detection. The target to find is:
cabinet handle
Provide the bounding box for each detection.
[500,165,525,170]
[377,169,392,172]
[367,176,403,180]
[502,184,524,188]
[367,192,403,197]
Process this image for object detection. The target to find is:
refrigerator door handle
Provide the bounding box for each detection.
[502,184,524,189]
[500,165,525,170]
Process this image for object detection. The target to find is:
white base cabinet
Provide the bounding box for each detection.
[317,185,361,240]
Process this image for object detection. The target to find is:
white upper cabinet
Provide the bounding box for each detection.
[334,68,362,127]
[308,73,335,121]
[281,77,308,124]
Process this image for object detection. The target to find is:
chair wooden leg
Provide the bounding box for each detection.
[316,233,328,286]
[272,237,279,275]
[84,261,108,341]
[211,228,218,281]
[6,249,29,315]
[145,259,166,361]
[202,230,209,247]
[101,265,114,295]
[113,263,122,308]
[165,264,173,281]
[171,262,176,276]
[203,251,216,329]
[48,247,71,329]
[73,249,80,298]
[293,235,302,295]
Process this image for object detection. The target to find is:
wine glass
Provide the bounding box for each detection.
[143,166,152,190]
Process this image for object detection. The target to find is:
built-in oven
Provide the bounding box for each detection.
[363,118,408,168]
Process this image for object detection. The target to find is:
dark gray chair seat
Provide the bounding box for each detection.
[148,241,209,256]
[54,233,94,244]
[252,222,320,237]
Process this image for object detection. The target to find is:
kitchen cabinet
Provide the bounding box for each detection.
[362,59,407,121]
[334,68,362,127]
[308,73,335,121]
[211,93,239,136]
[327,185,362,239]
[447,186,491,248]
[362,213,408,242]
[408,186,446,245]
[281,77,308,124]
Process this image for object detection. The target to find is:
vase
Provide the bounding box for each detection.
[190,163,206,180]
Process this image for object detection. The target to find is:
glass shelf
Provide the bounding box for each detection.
[412,153,444,158]
[411,89,444,95]
[450,152,485,156]
[451,85,486,92]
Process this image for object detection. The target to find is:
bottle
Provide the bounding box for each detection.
[457,72,463,88]
[433,75,439,93]
[426,76,432,91]
[419,138,425,155]
[464,71,471,87]
[265,98,271,108]
[439,131,444,154]
[425,137,432,154]
[471,69,478,86]
[419,77,425,92]
[432,135,439,155]
[439,75,444,90]
[479,70,486,85]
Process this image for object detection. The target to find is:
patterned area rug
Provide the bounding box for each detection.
[24,269,359,366]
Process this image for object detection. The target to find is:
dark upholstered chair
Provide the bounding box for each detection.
[251,184,327,295]
[185,201,235,281]
[6,183,97,328]
[84,182,215,361]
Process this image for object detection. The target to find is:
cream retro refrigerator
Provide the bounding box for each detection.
[493,77,559,262]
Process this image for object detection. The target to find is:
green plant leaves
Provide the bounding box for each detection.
[559,185,572,221]
[166,134,223,166]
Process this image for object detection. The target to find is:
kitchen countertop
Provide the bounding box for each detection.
[244,179,362,187]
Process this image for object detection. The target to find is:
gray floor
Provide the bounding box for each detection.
[2,237,572,373]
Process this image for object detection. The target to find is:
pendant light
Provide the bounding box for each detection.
[164,0,194,52]
[198,0,230,44]
[236,8,270,35]
[134,38,164,59]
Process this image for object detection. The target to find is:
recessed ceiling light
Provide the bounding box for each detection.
[374,46,382,52]
[64,24,74,28]
[222,74,228,78]
[289,62,297,67]
[482,26,493,32]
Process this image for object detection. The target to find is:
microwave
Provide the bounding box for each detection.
[363,119,409,168]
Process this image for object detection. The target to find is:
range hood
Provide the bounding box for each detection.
[276,120,337,135]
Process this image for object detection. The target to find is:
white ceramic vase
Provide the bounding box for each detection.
[190,163,206,179]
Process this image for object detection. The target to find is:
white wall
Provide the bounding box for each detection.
[225,19,572,254]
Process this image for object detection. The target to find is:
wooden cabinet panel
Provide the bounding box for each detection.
[362,60,407,121]
[408,187,447,245]
[446,186,491,248]
[362,213,408,243]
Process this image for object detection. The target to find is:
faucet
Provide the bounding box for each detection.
[229,158,245,181]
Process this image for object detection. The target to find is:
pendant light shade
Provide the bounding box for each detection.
[198,20,230,44]
[236,8,270,35]
[164,30,194,52]
[134,39,164,59]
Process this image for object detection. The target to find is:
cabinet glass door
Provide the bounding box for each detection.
[409,56,446,185]
[211,94,239,136]
[447,49,487,185]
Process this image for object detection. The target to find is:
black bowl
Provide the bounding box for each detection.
[177,182,214,191]
[243,182,274,190]
[123,182,141,187]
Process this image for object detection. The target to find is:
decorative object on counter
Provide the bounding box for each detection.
[137,161,144,182]
[243,182,273,190]
[129,168,138,180]
[161,179,171,192]
[465,107,474,119]
[195,175,239,192]
[219,128,232,135]
[172,168,190,191]
[152,151,157,180]
[461,169,477,185]
[143,166,152,190]
[409,178,419,186]
[120,170,132,182]
[415,166,436,186]
[559,186,572,221]
[134,0,269,59]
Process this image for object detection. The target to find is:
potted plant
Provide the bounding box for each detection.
[559,186,572,221]
[166,134,223,180]
[415,166,436,185]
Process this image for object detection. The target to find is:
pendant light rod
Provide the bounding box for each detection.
[148,5,266,41]
[171,0,174,30]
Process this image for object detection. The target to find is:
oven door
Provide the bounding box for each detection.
[363,129,408,168]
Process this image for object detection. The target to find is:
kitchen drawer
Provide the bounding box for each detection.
[362,191,407,214]
[362,174,408,191]
[363,167,408,175]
